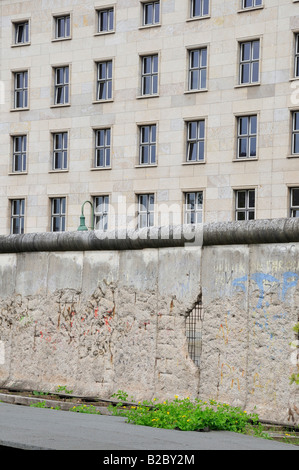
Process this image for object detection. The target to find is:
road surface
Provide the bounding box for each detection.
[0,403,298,452]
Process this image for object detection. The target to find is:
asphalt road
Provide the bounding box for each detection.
[0,403,298,452]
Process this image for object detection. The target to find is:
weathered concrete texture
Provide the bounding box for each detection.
[200,243,299,425]
[0,247,200,401]
[0,222,298,425]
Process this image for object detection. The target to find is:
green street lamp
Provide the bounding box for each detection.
[77,200,94,231]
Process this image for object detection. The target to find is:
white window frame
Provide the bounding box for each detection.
[94,195,109,231]
[14,71,28,109]
[190,0,209,18]
[186,120,205,162]
[141,54,159,96]
[142,1,160,26]
[14,20,29,45]
[290,188,299,218]
[51,197,66,232]
[235,189,256,221]
[184,192,203,224]
[54,66,70,105]
[137,194,155,228]
[139,124,157,165]
[94,128,111,168]
[188,47,208,91]
[54,14,71,39]
[97,8,114,33]
[96,61,113,101]
[239,39,260,85]
[10,199,25,234]
[237,115,257,159]
[52,132,68,171]
[12,135,27,173]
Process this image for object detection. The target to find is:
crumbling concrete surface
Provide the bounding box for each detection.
[0,221,298,425]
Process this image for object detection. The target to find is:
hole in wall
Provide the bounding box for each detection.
[186,297,203,368]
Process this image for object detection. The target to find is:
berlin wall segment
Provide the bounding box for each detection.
[0,219,298,425]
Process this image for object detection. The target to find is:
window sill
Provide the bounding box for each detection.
[92,99,114,104]
[50,103,71,108]
[184,88,208,94]
[233,157,258,162]
[49,169,69,173]
[135,164,158,168]
[287,154,299,159]
[8,171,28,175]
[234,82,260,88]
[90,166,112,171]
[10,107,30,112]
[186,15,211,22]
[94,31,115,37]
[136,94,159,99]
[51,37,72,42]
[237,6,264,13]
[11,42,31,48]
[182,160,205,165]
[138,24,161,30]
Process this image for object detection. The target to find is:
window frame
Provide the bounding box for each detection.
[241,0,263,10]
[137,193,155,229]
[140,54,159,96]
[94,128,111,168]
[13,20,30,45]
[54,14,71,40]
[50,197,66,232]
[53,66,70,106]
[290,188,299,218]
[13,70,28,109]
[235,189,256,221]
[97,7,115,34]
[10,198,25,235]
[239,39,260,85]
[186,120,206,163]
[190,0,210,19]
[188,47,208,91]
[12,135,27,173]
[94,195,110,231]
[96,60,113,101]
[236,114,258,159]
[139,124,157,166]
[292,110,299,155]
[184,191,204,224]
[52,132,68,171]
[142,1,160,27]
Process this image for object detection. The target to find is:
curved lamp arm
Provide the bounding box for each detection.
[77,200,95,231]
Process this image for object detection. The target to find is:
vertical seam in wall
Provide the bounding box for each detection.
[244,243,251,410]
[152,247,160,400]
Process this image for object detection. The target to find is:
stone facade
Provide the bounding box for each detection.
[1,0,299,233]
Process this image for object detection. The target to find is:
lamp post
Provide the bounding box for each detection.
[77,200,94,231]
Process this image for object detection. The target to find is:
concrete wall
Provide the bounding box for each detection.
[0,220,298,425]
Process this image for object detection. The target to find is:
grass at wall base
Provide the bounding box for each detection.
[108,391,270,439]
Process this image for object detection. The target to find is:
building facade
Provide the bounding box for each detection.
[1,0,299,234]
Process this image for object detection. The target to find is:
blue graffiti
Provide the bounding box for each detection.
[232,271,299,310]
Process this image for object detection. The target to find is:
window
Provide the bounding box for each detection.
[97,8,114,33]
[14,71,28,109]
[292,111,299,155]
[139,125,156,165]
[54,66,69,105]
[10,199,25,234]
[237,115,257,158]
[235,189,255,221]
[51,197,66,232]
[239,40,260,85]
[184,192,203,224]
[186,120,205,162]
[295,34,299,79]
[54,15,71,39]
[290,188,299,217]
[52,132,68,170]
[96,61,113,101]
[242,0,262,9]
[14,21,29,44]
[94,196,109,231]
[12,135,27,173]
[188,48,207,91]
[141,55,158,96]
[137,194,155,228]
[190,0,209,18]
[142,1,160,26]
[95,128,111,168]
